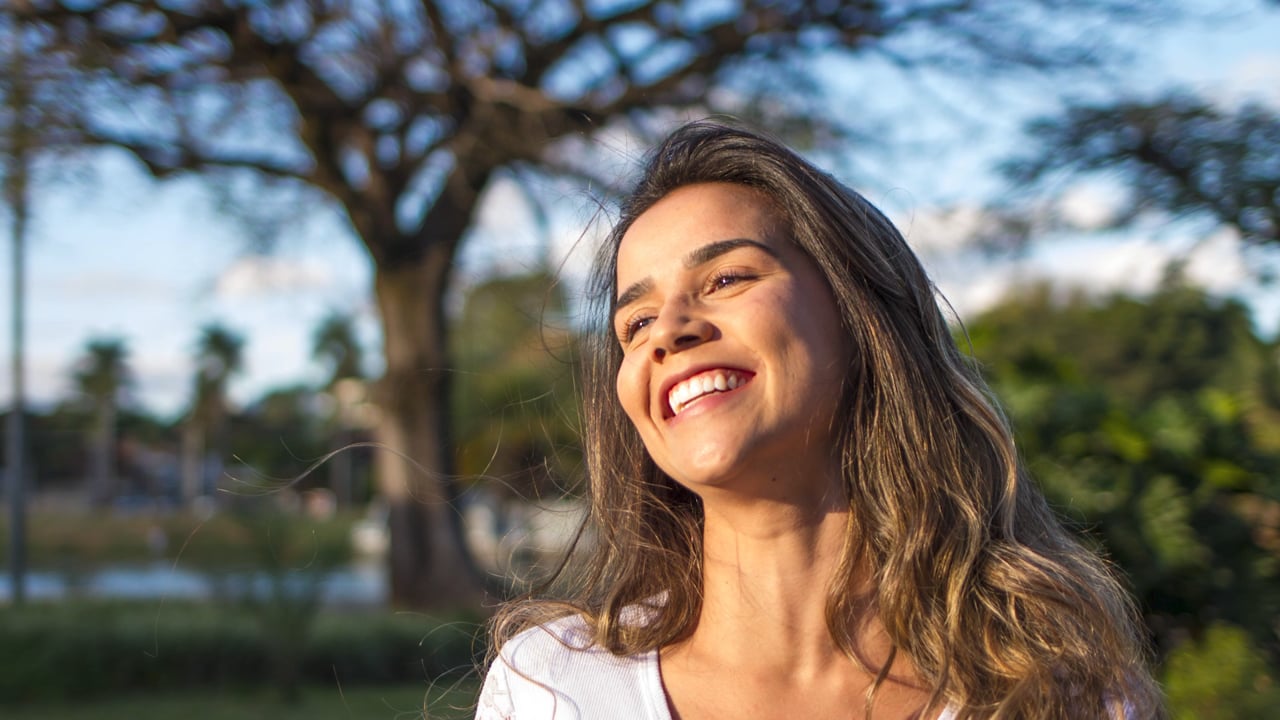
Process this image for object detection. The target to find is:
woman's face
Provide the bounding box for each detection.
[613,182,850,495]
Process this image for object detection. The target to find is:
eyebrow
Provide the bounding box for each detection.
[613,238,778,321]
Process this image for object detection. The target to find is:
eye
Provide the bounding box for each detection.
[706,269,755,293]
[619,313,655,344]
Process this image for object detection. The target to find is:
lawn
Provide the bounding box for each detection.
[1,682,479,720]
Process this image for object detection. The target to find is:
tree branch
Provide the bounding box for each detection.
[80,126,310,182]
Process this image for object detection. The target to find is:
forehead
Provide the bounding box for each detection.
[615,183,785,283]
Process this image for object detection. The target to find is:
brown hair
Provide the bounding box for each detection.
[489,121,1162,719]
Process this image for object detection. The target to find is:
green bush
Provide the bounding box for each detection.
[306,611,483,684]
[1163,623,1280,719]
[0,601,482,703]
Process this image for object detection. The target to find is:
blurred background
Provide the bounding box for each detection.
[1,0,1277,718]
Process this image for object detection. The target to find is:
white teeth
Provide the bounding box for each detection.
[668,370,747,415]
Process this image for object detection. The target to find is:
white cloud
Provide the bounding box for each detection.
[934,271,1025,320]
[1182,227,1250,293]
[925,225,1257,327]
[214,256,336,299]
[1221,52,1280,108]
[50,271,179,300]
[899,204,1000,255]
[1056,184,1122,232]
[1032,237,1169,295]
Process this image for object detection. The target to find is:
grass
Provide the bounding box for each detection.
[1,682,480,720]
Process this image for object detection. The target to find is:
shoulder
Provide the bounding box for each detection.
[476,614,667,720]
[491,613,601,676]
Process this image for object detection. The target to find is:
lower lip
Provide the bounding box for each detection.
[665,383,748,424]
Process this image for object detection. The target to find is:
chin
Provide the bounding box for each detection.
[661,451,757,492]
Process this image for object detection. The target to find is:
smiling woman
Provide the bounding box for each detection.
[478,122,1163,720]
[613,183,850,496]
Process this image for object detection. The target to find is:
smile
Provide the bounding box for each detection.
[668,369,750,416]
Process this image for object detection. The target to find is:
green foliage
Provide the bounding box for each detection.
[311,312,365,387]
[190,323,245,426]
[0,601,482,703]
[965,281,1280,672]
[225,385,333,492]
[1164,624,1280,719]
[0,406,95,486]
[450,270,582,497]
[228,507,351,701]
[1,683,478,720]
[73,337,131,404]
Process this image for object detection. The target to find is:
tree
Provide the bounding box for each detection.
[181,323,245,502]
[1,10,35,606]
[72,337,131,506]
[230,383,332,496]
[1004,93,1280,248]
[452,268,579,500]
[312,311,364,389]
[311,311,368,505]
[1163,623,1280,720]
[2,5,83,604]
[15,0,1165,607]
[964,281,1280,679]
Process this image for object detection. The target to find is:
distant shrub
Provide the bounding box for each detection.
[0,601,481,703]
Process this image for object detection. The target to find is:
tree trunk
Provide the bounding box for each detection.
[373,246,487,609]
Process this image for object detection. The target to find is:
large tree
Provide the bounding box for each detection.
[16,0,1163,607]
[1004,93,1280,248]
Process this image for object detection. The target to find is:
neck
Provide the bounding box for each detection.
[683,485,859,677]
[658,471,931,718]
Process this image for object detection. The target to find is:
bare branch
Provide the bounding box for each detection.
[79,127,310,182]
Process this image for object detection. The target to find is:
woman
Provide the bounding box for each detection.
[477,122,1162,719]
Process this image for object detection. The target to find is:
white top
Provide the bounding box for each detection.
[476,614,957,720]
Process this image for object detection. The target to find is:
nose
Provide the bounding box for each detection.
[650,303,713,361]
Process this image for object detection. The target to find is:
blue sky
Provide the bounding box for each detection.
[6,2,1280,419]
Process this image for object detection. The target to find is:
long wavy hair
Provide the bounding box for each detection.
[489,121,1162,719]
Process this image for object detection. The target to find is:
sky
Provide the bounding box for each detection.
[5,1,1280,420]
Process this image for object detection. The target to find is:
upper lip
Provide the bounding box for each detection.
[657,362,753,419]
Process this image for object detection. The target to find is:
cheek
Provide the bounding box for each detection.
[614,355,648,426]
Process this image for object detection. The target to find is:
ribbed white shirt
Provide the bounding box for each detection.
[476,614,957,720]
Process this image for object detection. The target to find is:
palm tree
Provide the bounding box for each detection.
[312,311,365,505]
[311,311,363,388]
[73,337,130,506]
[181,323,244,503]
